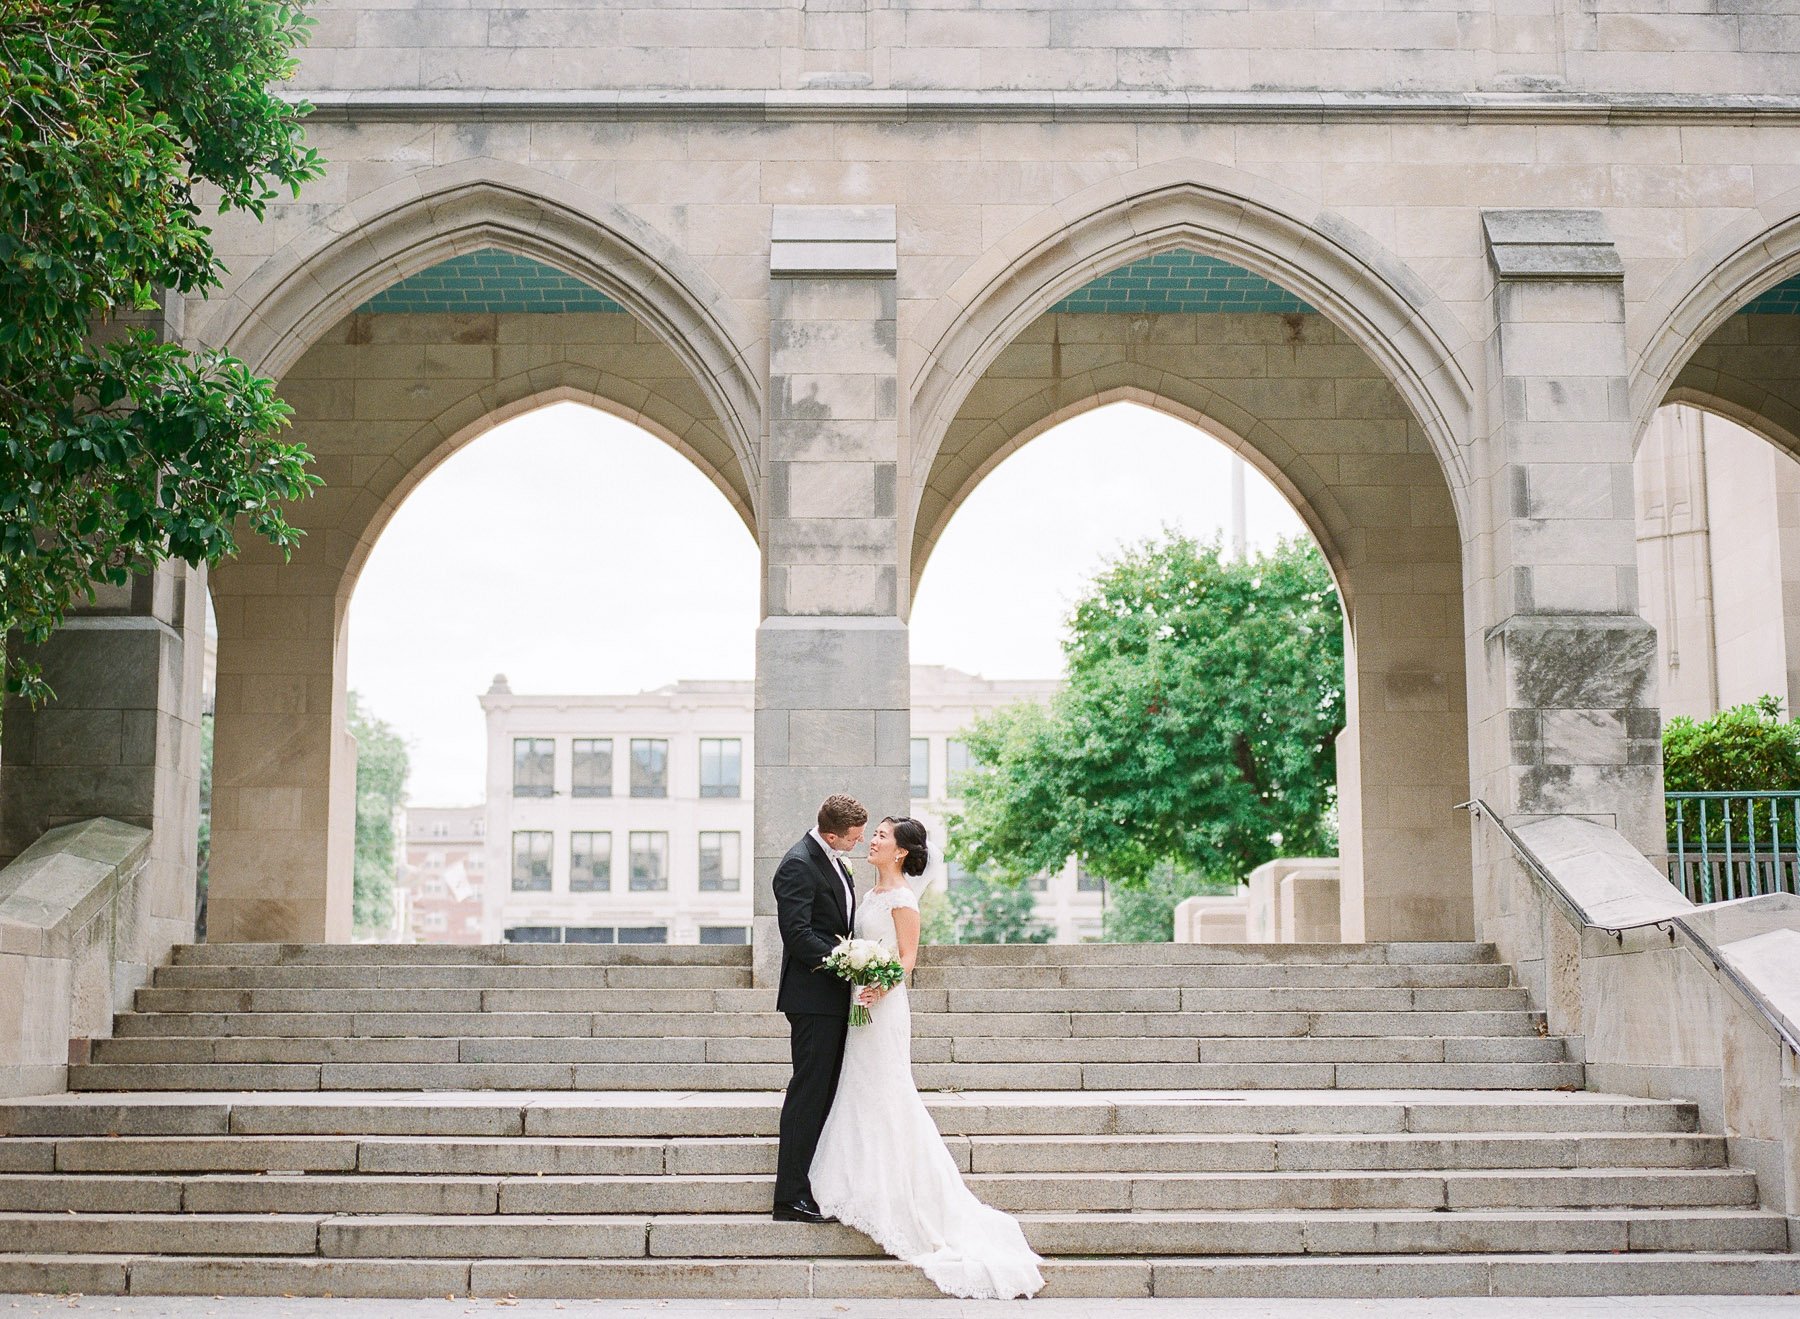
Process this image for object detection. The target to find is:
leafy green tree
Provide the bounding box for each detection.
[1100,864,1236,943]
[932,872,1052,945]
[1663,696,1800,793]
[1,0,323,701]
[347,691,409,937]
[949,533,1344,890]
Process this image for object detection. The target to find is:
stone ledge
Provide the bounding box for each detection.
[290,89,1800,125]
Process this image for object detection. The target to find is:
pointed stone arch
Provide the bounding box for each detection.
[1630,189,1800,453]
[198,163,764,521]
[906,161,1480,537]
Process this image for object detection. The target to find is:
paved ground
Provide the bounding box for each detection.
[3,1298,1799,1317]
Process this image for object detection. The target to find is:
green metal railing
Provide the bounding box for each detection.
[1666,790,1800,902]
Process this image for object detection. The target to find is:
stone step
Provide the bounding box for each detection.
[173,944,755,967]
[85,1034,1572,1068]
[64,1058,1586,1092]
[908,963,1518,989]
[129,985,1535,1016]
[148,963,1514,991]
[0,1166,1759,1216]
[171,941,1498,968]
[5,1251,1799,1300]
[108,1007,1553,1040]
[0,1131,1724,1176]
[0,1091,1700,1138]
[0,1207,1784,1260]
[153,965,756,990]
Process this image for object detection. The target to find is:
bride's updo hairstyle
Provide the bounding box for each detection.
[884,816,930,878]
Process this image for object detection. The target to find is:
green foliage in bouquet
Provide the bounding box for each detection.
[823,937,907,1026]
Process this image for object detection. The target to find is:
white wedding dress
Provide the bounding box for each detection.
[809,883,1046,1300]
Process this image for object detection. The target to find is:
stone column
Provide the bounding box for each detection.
[1472,209,1663,860]
[1,559,207,967]
[204,567,354,942]
[753,206,912,985]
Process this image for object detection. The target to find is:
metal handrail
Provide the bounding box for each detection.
[1458,798,1800,1060]
[1664,789,1800,903]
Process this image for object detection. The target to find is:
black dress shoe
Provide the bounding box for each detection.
[772,1197,834,1223]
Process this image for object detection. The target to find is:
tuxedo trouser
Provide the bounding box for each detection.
[774,1009,850,1204]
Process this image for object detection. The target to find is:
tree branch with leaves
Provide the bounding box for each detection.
[0,0,324,700]
[949,533,1345,890]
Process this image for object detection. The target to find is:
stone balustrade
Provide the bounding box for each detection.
[0,819,154,1098]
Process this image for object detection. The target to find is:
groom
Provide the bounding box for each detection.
[770,793,868,1223]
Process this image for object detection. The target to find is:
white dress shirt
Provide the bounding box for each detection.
[808,827,856,921]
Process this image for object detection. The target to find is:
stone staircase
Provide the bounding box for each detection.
[1,940,1795,1298]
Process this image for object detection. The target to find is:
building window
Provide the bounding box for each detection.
[1077,864,1106,893]
[618,925,668,944]
[504,926,559,944]
[629,831,669,891]
[946,739,980,793]
[945,858,979,892]
[699,926,749,945]
[910,738,930,799]
[699,738,742,798]
[564,926,614,944]
[512,738,555,798]
[570,831,611,892]
[511,831,552,892]
[699,831,741,891]
[571,739,613,797]
[630,739,668,797]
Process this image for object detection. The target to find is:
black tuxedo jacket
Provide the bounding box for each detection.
[773,833,856,1016]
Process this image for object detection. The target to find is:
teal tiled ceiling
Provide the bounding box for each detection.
[356,250,625,314]
[1740,276,1800,315]
[1051,249,1315,315]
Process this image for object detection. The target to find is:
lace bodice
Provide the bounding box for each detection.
[853,883,919,947]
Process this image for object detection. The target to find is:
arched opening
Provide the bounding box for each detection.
[910,400,1320,943]
[204,233,761,946]
[1634,253,1800,720]
[1632,240,1800,904]
[911,233,1473,944]
[345,400,757,947]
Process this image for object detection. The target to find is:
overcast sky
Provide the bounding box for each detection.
[344,401,1306,806]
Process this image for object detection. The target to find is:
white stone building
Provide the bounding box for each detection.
[1637,404,1800,723]
[479,665,1104,945]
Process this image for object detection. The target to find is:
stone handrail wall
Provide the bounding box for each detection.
[1474,808,1800,1217]
[0,818,154,1098]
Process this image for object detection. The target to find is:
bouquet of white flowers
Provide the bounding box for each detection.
[822,935,906,1027]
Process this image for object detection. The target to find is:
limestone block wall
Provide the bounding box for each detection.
[280,1,1800,97]
[0,563,205,969]
[925,312,1471,941]
[153,53,1800,952]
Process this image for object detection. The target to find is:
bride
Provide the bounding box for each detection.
[809,816,1046,1300]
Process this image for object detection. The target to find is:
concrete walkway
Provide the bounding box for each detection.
[4,1298,1798,1317]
